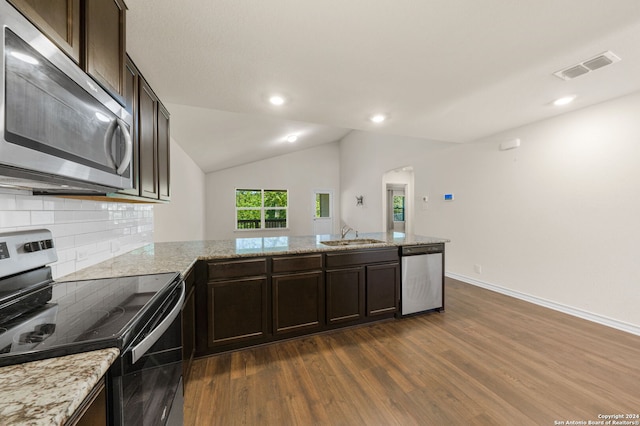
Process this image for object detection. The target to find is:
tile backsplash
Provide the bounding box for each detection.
[0,188,153,279]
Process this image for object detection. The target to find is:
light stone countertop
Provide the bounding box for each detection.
[0,348,119,425]
[58,232,450,281]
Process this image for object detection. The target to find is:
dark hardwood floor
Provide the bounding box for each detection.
[184,278,640,425]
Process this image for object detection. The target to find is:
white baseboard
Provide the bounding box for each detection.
[446,272,640,337]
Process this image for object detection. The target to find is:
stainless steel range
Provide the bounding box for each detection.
[0,229,185,425]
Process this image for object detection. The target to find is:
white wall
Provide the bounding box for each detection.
[0,188,153,279]
[154,138,206,242]
[205,142,341,240]
[340,91,640,332]
[340,131,451,232]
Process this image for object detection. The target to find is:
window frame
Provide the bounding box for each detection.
[235,188,289,231]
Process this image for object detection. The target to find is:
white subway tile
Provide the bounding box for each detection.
[31,211,55,225]
[2,193,153,277]
[15,195,43,210]
[54,260,76,279]
[80,200,98,211]
[54,211,76,224]
[43,198,66,210]
[63,199,83,211]
[54,235,76,250]
[0,194,16,210]
[0,211,31,227]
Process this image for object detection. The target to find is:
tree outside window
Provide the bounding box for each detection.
[236,189,288,229]
[393,195,405,222]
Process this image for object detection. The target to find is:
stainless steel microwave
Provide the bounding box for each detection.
[0,0,133,193]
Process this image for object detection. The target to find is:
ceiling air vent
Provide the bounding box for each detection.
[553,51,621,81]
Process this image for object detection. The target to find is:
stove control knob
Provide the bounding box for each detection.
[24,241,41,252]
[23,240,53,252]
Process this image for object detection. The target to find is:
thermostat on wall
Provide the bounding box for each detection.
[444,193,454,201]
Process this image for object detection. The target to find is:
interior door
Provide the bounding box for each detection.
[313,191,333,235]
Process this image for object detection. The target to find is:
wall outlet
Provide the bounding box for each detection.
[474,264,482,274]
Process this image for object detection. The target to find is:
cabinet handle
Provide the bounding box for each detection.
[104,117,133,176]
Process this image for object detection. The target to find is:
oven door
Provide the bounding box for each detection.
[113,280,185,426]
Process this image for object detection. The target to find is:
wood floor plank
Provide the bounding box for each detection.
[184,279,640,425]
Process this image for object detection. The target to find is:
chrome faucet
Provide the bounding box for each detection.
[341,225,353,239]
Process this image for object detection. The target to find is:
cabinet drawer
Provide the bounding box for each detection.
[325,248,399,268]
[208,258,267,280]
[271,254,323,273]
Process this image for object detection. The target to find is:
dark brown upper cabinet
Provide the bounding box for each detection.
[84,0,126,100]
[157,104,171,201]
[120,57,170,202]
[8,0,82,62]
[10,0,126,100]
[12,0,171,204]
[138,76,159,200]
[119,56,140,197]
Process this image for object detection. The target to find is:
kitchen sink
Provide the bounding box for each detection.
[320,238,386,246]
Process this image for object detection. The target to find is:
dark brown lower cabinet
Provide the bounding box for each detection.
[272,271,324,335]
[207,277,268,347]
[195,248,403,356]
[69,378,106,426]
[326,267,365,324]
[366,263,400,316]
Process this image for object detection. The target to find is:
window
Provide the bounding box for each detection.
[236,189,288,230]
[393,195,405,222]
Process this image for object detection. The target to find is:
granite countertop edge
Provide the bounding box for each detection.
[0,348,120,426]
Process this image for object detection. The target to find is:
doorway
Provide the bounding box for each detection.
[386,185,406,233]
[313,190,333,235]
[382,166,413,235]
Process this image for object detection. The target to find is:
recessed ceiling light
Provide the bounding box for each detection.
[269,95,286,106]
[370,114,386,123]
[285,134,298,143]
[553,95,576,106]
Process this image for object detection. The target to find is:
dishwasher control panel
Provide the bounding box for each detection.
[401,243,444,256]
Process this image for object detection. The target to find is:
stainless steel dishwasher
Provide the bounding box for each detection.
[400,244,444,316]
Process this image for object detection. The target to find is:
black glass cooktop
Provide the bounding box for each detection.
[0,272,180,367]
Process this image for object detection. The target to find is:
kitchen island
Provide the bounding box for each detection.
[57,232,448,357]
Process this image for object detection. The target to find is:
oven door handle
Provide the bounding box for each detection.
[131,281,185,364]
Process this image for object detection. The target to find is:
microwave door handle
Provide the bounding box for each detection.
[116,119,133,175]
[103,118,133,176]
[131,281,185,364]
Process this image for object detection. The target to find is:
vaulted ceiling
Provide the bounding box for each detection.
[126,0,640,172]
